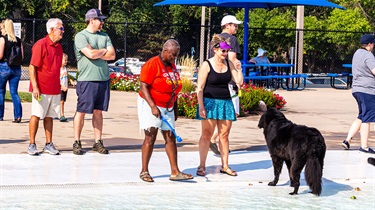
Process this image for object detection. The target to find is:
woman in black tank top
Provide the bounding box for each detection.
[195,34,243,177]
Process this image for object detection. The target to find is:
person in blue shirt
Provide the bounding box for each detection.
[250,48,270,64]
[249,48,271,76]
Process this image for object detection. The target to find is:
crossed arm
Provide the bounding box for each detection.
[80,44,115,61]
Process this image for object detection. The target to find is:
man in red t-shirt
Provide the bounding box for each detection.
[27,18,64,156]
[137,39,193,182]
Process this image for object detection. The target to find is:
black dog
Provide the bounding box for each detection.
[258,108,326,196]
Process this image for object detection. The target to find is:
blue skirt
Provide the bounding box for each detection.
[196,97,236,121]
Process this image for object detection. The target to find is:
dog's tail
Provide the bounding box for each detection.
[305,156,324,196]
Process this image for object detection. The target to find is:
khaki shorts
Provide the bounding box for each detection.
[31,94,60,119]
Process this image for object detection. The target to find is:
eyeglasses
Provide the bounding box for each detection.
[56,27,64,31]
[94,18,105,22]
[230,23,238,28]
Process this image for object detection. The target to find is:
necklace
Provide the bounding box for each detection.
[159,55,178,112]
[214,60,226,72]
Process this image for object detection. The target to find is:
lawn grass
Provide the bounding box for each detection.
[5,91,32,102]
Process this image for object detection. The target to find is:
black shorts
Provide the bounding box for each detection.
[60,90,68,102]
[76,80,110,114]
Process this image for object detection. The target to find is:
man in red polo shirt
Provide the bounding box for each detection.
[27,18,64,155]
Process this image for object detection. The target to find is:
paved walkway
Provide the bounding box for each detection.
[1,81,374,209]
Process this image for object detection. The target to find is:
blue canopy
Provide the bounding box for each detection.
[155,0,345,10]
[154,0,346,63]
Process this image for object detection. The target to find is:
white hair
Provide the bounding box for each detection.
[46,18,63,34]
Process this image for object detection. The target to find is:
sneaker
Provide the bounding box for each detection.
[359,147,375,154]
[59,116,68,122]
[209,142,220,155]
[43,142,60,155]
[342,140,350,150]
[92,140,109,154]
[73,140,84,155]
[27,144,39,155]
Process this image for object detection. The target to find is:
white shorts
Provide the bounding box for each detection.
[137,95,175,131]
[31,94,60,119]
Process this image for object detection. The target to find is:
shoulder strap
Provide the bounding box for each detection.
[206,60,213,70]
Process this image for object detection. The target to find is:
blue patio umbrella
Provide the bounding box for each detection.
[154,0,345,63]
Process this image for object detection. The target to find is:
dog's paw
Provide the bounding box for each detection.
[268,181,277,186]
[289,192,298,195]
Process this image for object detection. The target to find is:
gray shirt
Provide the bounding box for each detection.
[352,48,375,95]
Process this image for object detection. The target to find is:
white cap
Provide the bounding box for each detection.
[257,48,267,57]
[221,15,243,26]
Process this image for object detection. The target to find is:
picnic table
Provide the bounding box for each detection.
[242,62,306,90]
[327,64,352,89]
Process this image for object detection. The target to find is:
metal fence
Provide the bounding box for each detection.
[9,19,368,80]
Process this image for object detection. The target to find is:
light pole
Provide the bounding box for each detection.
[98,0,102,10]
[199,6,206,66]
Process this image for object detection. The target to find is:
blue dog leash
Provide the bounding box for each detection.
[160,116,182,142]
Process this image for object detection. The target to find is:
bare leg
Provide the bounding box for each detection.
[141,127,158,173]
[198,119,216,168]
[211,129,219,143]
[360,122,370,148]
[92,109,103,142]
[217,120,232,169]
[346,119,362,143]
[60,101,65,117]
[73,111,85,141]
[162,130,180,175]
[29,115,40,144]
[43,117,53,143]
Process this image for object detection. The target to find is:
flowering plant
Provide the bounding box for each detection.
[110,73,140,92]
[177,92,198,118]
[238,84,286,116]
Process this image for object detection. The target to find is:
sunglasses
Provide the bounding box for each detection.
[221,49,230,53]
[94,18,105,22]
[56,27,64,31]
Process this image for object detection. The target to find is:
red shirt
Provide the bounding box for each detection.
[29,36,63,94]
[139,56,182,108]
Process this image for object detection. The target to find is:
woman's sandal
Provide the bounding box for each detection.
[196,166,206,176]
[139,171,154,182]
[169,172,194,181]
[220,166,237,176]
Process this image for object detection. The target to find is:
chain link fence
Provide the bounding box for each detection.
[8,19,368,80]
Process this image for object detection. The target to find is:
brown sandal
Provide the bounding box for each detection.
[140,171,154,182]
[169,172,194,181]
[196,166,206,176]
[220,166,237,176]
